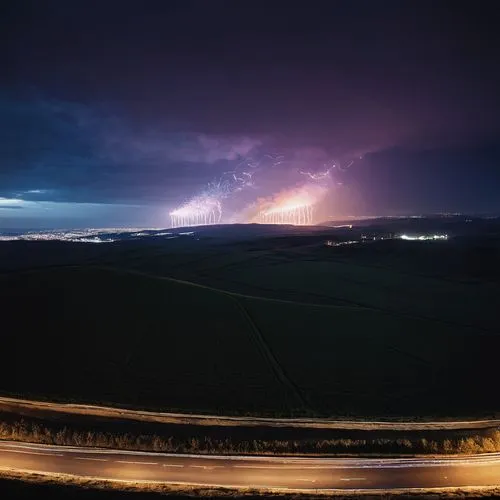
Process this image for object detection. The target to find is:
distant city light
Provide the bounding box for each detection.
[0,228,183,244]
[400,233,448,241]
[325,240,359,247]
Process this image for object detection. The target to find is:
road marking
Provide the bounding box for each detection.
[189,465,223,469]
[298,479,316,482]
[75,457,109,462]
[233,465,279,469]
[162,464,184,468]
[237,465,331,469]
[340,477,366,481]
[0,449,63,457]
[116,461,158,465]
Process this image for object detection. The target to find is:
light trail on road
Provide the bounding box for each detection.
[1,441,500,491]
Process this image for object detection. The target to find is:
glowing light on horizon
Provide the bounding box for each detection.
[258,204,315,225]
[0,197,24,205]
[168,149,348,228]
[168,163,257,228]
[252,183,327,226]
[169,196,222,228]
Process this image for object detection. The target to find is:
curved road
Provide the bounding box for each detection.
[1,441,500,491]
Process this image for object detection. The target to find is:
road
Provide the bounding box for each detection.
[1,441,500,491]
[1,396,499,431]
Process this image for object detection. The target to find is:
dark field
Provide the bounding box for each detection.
[0,267,293,415]
[1,220,500,418]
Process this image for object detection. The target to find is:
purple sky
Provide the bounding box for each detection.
[1,1,500,227]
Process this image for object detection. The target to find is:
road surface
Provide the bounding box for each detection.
[1,441,500,491]
[2,396,499,431]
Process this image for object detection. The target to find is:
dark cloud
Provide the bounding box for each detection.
[0,96,268,204]
[4,1,500,148]
[345,143,500,215]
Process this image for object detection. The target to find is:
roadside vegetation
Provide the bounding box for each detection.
[2,418,500,456]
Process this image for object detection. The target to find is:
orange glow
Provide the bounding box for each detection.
[250,184,328,225]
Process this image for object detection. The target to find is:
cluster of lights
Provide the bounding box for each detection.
[168,150,341,229]
[325,231,449,248]
[253,184,327,226]
[400,234,448,241]
[0,228,178,244]
[169,196,222,228]
[325,240,359,247]
[259,204,314,225]
[0,234,113,243]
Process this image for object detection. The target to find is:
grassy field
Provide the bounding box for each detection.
[196,253,499,331]
[242,298,499,416]
[0,267,295,415]
[1,228,499,418]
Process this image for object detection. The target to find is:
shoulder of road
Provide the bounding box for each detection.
[1,396,499,431]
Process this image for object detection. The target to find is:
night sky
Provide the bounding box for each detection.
[1,1,500,228]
